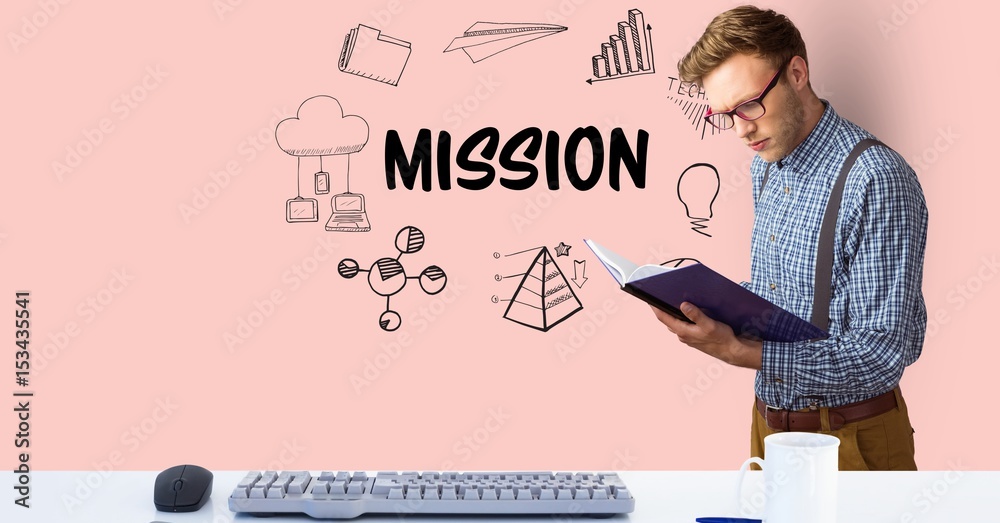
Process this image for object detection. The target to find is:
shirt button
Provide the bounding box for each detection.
[769,283,776,290]
[769,234,775,242]
[784,186,791,194]
[774,378,783,383]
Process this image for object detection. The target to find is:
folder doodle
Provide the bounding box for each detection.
[339,24,411,86]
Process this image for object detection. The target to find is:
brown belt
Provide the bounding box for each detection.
[755,389,898,432]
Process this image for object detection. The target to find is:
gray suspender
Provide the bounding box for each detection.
[761,138,885,331]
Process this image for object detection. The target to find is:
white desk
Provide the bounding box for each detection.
[2,471,996,522]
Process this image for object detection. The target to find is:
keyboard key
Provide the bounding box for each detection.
[372,478,397,495]
[237,471,260,489]
[287,473,311,495]
[259,471,278,488]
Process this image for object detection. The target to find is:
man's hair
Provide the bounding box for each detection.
[677,5,808,86]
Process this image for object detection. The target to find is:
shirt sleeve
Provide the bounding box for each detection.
[759,158,928,399]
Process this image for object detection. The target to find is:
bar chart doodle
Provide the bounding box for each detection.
[587,8,655,84]
[444,21,567,63]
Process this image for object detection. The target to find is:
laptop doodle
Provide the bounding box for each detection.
[325,192,371,232]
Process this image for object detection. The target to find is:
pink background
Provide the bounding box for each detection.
[3,0,995,473]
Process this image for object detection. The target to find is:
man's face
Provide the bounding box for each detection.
[702,54,804,163]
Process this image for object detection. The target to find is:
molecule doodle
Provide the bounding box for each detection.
[338,226,447,331]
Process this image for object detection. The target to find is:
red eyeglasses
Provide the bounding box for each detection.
[704,60,789,131]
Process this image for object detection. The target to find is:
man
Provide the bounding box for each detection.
[657,5,928,470]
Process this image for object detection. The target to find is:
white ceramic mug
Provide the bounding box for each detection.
[736,432,840,523]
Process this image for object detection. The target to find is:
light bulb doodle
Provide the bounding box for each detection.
[677,162,720,238]
[338,226,447,331]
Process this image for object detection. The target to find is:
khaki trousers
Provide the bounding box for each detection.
[750,388,917,471]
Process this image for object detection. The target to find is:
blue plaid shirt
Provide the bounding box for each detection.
[745,102,928,410]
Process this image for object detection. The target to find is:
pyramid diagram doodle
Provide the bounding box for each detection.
[503,247,583,332]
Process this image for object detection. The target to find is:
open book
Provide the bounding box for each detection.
[584,239,828,342]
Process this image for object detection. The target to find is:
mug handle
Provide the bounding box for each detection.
[735,457,765,516]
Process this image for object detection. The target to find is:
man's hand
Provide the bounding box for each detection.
[652,302,763,370]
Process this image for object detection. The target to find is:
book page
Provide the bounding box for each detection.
[585,239,674,284]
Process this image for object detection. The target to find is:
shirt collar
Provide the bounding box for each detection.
[772,100,838,175]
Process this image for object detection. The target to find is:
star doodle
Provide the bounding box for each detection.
[554,242,571,257]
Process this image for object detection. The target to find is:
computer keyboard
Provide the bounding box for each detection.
[229,470,635,519]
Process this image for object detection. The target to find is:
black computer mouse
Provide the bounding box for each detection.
[154,464,213,512]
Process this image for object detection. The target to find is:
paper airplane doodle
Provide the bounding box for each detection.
[444,21,567,63]
[339,24,412,86]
